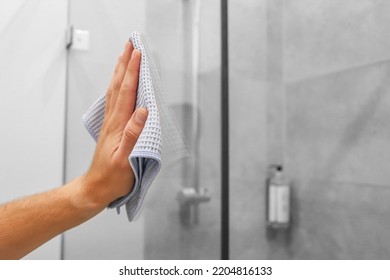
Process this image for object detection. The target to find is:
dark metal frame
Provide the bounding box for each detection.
[221,0,229,260]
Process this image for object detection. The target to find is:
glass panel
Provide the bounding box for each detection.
[230,0,390,260]
[229,0,268,259]
[64,0,221,259]
[143,0,221,260]
[0,0,68,260]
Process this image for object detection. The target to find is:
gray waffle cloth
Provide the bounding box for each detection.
[82,31,162,221]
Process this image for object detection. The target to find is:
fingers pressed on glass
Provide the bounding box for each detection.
[114,49,141,121]
[105,54,123,116]
[109,41,134,114]
[117,108,148,159]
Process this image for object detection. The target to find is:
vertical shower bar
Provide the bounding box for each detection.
[192,0,201,225]
[221,0,229,260]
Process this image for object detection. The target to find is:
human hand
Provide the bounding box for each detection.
[81,41,147,210]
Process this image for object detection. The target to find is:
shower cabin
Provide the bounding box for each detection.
[1,0,390,259]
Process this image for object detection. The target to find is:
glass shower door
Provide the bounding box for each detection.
[142,0,221,260]
[64,0,221,259]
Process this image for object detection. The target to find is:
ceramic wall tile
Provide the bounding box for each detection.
[284,0,390,82]
[286,62,390,186]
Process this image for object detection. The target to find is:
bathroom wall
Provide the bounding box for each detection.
[0,0,68,259]
[230,0,390,259]
[281,0,390,259]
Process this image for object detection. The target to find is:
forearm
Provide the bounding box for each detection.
[0,176,103,259]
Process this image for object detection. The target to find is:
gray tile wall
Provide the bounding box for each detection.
[230,0,390,259]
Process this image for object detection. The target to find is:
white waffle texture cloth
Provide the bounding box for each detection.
[82,31,166,221]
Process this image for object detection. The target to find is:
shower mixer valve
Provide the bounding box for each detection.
[177,188,211,227]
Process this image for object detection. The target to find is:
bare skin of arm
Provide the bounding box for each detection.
[0,41,145,259]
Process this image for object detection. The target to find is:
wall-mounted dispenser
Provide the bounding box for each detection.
[266,165,291,229]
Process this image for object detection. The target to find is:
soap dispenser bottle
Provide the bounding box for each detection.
[267,165,291,228]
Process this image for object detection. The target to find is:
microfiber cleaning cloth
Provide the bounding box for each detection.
[82,31,186,221]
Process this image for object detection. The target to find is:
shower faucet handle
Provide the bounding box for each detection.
[177,188,210,205]
[177,188,211,227]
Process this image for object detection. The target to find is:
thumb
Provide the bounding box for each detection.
[117,108,148,159]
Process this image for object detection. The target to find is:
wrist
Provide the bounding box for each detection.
[65,176,106,219]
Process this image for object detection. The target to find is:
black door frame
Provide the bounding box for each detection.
[220,0,229,260]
